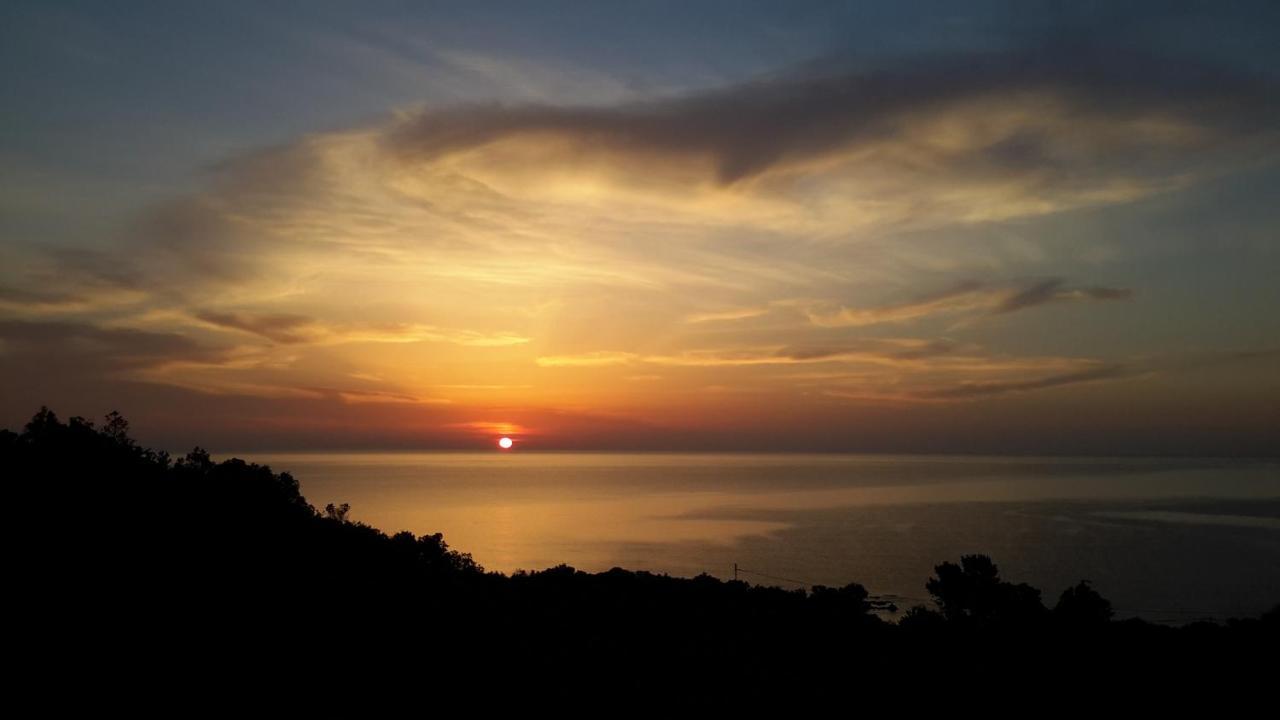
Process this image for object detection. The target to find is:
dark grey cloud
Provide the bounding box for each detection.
[49,247,147,291]
[0,286,84,306]
[194,310,316,344]
[995,279,1068,314]
[778,346,852,362]
[808,277,1134,328]
[1077,287,1133,302]
[891,339,962,360]
[139,199,260,283]
[1148,347,1280,373]
[386,42,1280,184]
[994,279,1134,314]
[920,364,1131,399]
[775,339,959,362]
[0,319,225,372]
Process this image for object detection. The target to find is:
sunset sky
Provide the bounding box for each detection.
[2,1,1278,453]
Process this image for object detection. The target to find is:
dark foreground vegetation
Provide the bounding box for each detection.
[6,408,1276,703]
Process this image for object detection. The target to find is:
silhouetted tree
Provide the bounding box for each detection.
[926,554,1047,626]
[809,582,872,616]
[101,410,132,445]
[898,605,948,631]
[1055,580,1114,626]
[23,406,61,441]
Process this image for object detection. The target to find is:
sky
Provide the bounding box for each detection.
[1,1,1278,454]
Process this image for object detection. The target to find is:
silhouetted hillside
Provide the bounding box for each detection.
[5,408,1276,702]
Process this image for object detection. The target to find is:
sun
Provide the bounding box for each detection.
[498,437,513,450]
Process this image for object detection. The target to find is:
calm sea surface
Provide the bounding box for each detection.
[241,452,1280,623]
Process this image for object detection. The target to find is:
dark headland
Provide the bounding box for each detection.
[7,408,1276,703]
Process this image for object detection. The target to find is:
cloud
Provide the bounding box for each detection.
[816,348,1280,404]
[322,323,531,347]
[444,420,527,436]
[0,286,86,308]
[0,277,147,315]
[916,363,1132,399]
[0,319,230,375]
[317,387,447,405]
[772,339,962,363]
[194,311,317,344]
[385,44,1278,187]
[536,351,639,367]
[534,339,1061,372]
[806,278,1133,327]
[993,279,1133,314]
[811,360,1134,404]
[639,343,1104,380]
[684,307,770,324]
[194,311,530,347]
[804,282,990,327]
[527,338,1136,405]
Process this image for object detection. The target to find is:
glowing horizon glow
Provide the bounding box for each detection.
[498,437,514,450]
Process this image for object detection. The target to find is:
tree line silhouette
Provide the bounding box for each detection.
[5,408,1275,702]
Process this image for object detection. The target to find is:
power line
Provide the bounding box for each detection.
[734,566,814,587]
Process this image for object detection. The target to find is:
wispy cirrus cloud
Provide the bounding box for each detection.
[684,307,771,324]
[536,339,1092,376]
[536,351,640,368]
[0,319,230,373]
[193,311,317,344]
[915,363,1132,399]
[193,310,530,347]
[804,278,1133,328]
[993,279,1133,314]
[531,339,1141,407]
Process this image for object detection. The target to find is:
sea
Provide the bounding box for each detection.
[240,452,1280,623]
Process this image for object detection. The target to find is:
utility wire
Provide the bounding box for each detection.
[734,567,815,587]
